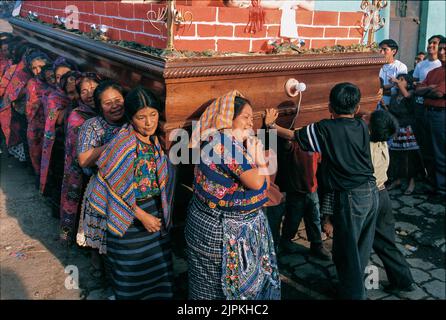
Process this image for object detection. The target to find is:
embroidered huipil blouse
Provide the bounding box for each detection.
[193,131,268,213]
[133,139,161,201]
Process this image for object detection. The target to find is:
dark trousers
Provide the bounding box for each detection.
[373,189,414,288]
[265,203,286,252]
[281,191,322,244]
[426,108,446,194]
[332,181,379,300]
[413,103,434,180]
[388,149,423,181]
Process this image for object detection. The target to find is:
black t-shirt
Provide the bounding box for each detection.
[294,117,375,192]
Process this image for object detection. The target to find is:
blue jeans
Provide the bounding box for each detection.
[426,108,446,194]
[332,181,379,300]
[281,191,322,245]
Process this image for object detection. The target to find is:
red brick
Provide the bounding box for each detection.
[336,39,361,46]
[234,25,266,38]
[21,2,30,12]
[151,37,167,49]
[81,13,99,26]
[198,24,233,37]
[94,1,106,16]
[144,21,167,36]
[100,16,114,29]
[135,34,154,47]
[324,27,349,38]
[313,11,339,26]
[120,30,135,42]
[119,3,134,19]
[41,15,52,24]
[185,0,222,6]
[349,27,364,38]
[113,18,127,30]
[296,10,313,25]
[177,5,217,22]
[218,7,249,23]
[264,8,281,24]
[250,40,269,53]
[174,39,215,52]
[106,28,120,41]
[175,23,196,37]
[217,39,250,52]
[134,3,151,20]
[78,22,88,33]
[52,1,66,10]
[311,39,336,48]
[105,1,119,17]
[81,0,94,14]
[126,20,144,33]
[267,25,280,38]
[298,27,324,38]
[339,12,363,27]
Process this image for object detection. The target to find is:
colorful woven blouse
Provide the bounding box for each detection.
[77,116,122,175]
[193,131,268,213]
[134,138,161,201]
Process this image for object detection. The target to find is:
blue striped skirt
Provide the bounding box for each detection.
[105,196,174,300]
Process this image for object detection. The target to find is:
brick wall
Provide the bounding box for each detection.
[20,1,365,53]
[20,0,168,49]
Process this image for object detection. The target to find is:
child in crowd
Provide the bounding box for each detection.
[386,73,423,195]
[265,83,379,300]
[275,138,331,260]
[367,110,417,297]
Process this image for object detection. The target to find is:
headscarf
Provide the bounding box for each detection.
[25,51,51,71]
[60,70,81,93]
[53,56,78,72]
[191,90,244,147]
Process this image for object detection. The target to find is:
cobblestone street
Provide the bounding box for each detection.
[278,188,445,300]
[1,146,445,300]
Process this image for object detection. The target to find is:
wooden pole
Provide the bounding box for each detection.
[166,0,175,50]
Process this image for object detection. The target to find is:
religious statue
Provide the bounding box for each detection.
[223,0,314,41]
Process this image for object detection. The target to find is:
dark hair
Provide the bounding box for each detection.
[60,71,81,93]
[93,80,125,113]
[379,39,399,55]
[396,73,414,90]
[75,73,102,95]
[428,35,444,43]
[329,82,361,115]
[440,37,446,45]
[12,42,28,64]
[233,96,251,119]
[124,86,162,119]
[38,64,54,83]
[417,51,426,56]
[25,51,51,75]
[369,110,398,142]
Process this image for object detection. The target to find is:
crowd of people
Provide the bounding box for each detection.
[0,31,444,300]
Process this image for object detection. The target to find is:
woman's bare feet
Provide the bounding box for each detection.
[404,178,415,195]
[322,215,333,238]
[387,179,401,191]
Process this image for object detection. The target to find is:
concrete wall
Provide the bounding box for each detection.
[418,0,446,52]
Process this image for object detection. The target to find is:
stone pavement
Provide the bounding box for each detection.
[1,142,444,299]
[275,187,445,300]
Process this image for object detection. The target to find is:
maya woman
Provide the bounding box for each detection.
[24,51,52,176]
[59,73,101,245]
[82,86,176,300]
[76,80,125,277]
[185,90,280,300]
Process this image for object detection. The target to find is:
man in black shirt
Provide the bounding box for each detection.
[265,83,379,299]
